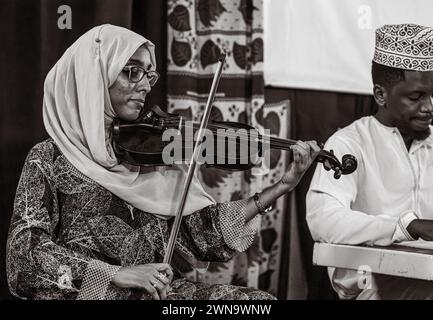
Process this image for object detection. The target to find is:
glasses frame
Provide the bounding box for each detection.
[122,65,159,86]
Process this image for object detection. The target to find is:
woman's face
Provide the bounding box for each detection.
[109,45,154,121]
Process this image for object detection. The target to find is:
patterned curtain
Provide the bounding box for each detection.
[166,0,291,297]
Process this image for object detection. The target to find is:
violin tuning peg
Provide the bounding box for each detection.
[323,160,331,171]
[333,170,342,179]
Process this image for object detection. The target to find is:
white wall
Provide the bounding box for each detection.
[264,0,433,94]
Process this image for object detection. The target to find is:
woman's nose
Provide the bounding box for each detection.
[136,76,151,93]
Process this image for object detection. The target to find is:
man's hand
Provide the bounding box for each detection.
[111,263,173,300]
[406,219,433,241]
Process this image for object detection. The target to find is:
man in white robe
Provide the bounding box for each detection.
[307,24,433,299]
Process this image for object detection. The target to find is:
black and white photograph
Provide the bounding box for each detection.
[1,0,433,305]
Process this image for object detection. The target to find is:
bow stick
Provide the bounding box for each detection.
[163,54,226,264]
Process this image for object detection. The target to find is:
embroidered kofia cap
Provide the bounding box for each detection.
[373,24,433,71]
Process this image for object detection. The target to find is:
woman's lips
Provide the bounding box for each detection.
[130,99,145,107]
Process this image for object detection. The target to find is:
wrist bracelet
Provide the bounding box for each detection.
[253,192,273,215]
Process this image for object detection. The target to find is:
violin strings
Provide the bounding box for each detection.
[161,119,298,148]
[116,120,343,167]
[160,120,336,163]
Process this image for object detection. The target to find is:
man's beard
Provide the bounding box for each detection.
[412,128,431,140]
[400,125,431,141]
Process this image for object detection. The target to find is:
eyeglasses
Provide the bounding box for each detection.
[122,65,159,86]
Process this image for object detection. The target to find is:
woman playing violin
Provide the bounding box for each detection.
[6,24,320,300]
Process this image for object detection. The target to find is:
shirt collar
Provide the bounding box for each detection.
[423,133,433,145]
[371,116,433,150]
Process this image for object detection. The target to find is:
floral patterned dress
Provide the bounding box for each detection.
[6,139,275,300]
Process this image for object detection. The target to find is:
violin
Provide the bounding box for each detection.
[112,105,357,179]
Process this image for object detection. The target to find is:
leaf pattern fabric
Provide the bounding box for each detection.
[7,139,274,300]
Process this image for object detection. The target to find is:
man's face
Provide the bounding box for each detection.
[385,71,433,140]
[109,46,153,121]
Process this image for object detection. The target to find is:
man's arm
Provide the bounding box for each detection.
[306,136,415,246]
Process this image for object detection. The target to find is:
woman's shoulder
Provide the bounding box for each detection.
[26,138,96,185]
[26,138,61,164]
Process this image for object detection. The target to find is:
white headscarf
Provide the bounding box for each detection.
[43,24,215,217]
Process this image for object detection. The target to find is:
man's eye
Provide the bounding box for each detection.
[408,94,422,101]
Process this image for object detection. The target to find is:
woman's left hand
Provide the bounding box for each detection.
[244,140,320,222]
[280,140,321,190]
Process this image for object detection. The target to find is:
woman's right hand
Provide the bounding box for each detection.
[111,263,173,300]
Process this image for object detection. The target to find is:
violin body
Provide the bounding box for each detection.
[112,106,357,179]
[112,107,263,171]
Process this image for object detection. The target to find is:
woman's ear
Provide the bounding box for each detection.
[373,84,387,107]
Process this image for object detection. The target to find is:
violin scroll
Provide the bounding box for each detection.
[341,154,357,175]
[317,149,358,179]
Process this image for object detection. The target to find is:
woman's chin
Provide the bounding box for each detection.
[119,109,141,121]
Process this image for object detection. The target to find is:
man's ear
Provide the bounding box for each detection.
[373,84,387,107]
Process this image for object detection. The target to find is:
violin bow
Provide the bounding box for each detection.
[163,54,226,265]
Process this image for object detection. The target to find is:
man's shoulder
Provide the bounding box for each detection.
[327,116,373,145]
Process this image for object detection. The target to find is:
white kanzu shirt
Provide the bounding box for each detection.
[306,116,433,298]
